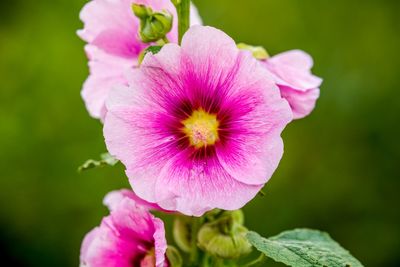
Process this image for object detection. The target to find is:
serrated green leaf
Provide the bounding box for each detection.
[78,153,119,172]
[247,229,363,267]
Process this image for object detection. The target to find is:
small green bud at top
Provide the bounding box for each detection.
[132,4,173,43]
[132,4,152,19]
[237,43,270,60]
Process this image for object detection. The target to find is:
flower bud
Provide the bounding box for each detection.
[198,222,252,259]
[198,211,252,259]
[237,43,270,60]
[223,210,244,226]
[132,4,173,43]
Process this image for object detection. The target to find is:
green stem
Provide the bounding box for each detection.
[189,216,201,265]
[173,0,190,44]
[162,36,170,44]
[156,37,170,46]
[242,253,266,267]
[202,253,211,267]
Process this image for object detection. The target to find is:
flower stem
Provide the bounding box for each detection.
[189,216,201,265]
[242,253,267,267]
[173,0,190,44]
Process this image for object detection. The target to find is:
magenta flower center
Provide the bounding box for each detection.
[182,109,220,148]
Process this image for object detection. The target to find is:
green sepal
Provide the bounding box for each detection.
[237,43,270,60]
[138,46,162,65]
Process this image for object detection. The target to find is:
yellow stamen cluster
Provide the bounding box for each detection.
[182,109,220,148]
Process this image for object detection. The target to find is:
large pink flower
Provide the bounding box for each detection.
[78,0,202,120]
[80,189,168,267]
[262,50,323,119]
[104,26,293,216]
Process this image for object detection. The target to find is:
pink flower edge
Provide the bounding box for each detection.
[263,50,323,119]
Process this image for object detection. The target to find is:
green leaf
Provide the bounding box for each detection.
[247,229,363,267]
[78,153,119,172]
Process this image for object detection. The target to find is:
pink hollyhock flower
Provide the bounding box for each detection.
[103,25,293,216]
[78,0,202,120]
[80,189,168,267]
[262,50,323,119]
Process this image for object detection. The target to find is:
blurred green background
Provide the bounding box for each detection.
[1,0,399,266]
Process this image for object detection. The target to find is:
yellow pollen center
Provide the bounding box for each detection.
[182,109,220,148]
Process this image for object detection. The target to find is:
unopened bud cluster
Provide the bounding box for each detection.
[132,4,173,43]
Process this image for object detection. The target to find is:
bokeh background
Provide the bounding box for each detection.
[1,0,399,266]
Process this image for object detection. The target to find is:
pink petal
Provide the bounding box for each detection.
[180,26,239,85]
[262,50,322,120]
[279,86,320,119]
[78,0,140,52]
[82,45,133,120]
[216,97,291,185]
[210,52,292,185]
[265,50,322,92]
[269,50,314,70]
[153,218,168,267]
[104,189,167,212]
[152,155,263,216]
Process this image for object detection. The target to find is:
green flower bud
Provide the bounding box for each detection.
[132,4,173,43]
[222,210,244,226]
[198,220,252,259]
[237,43,270,60]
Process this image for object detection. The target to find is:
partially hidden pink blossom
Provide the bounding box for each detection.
[78,0,202,120]
[80,189,168,267]
[103,26,293,216]
[103,188,169,212]
[262,50,323,119]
